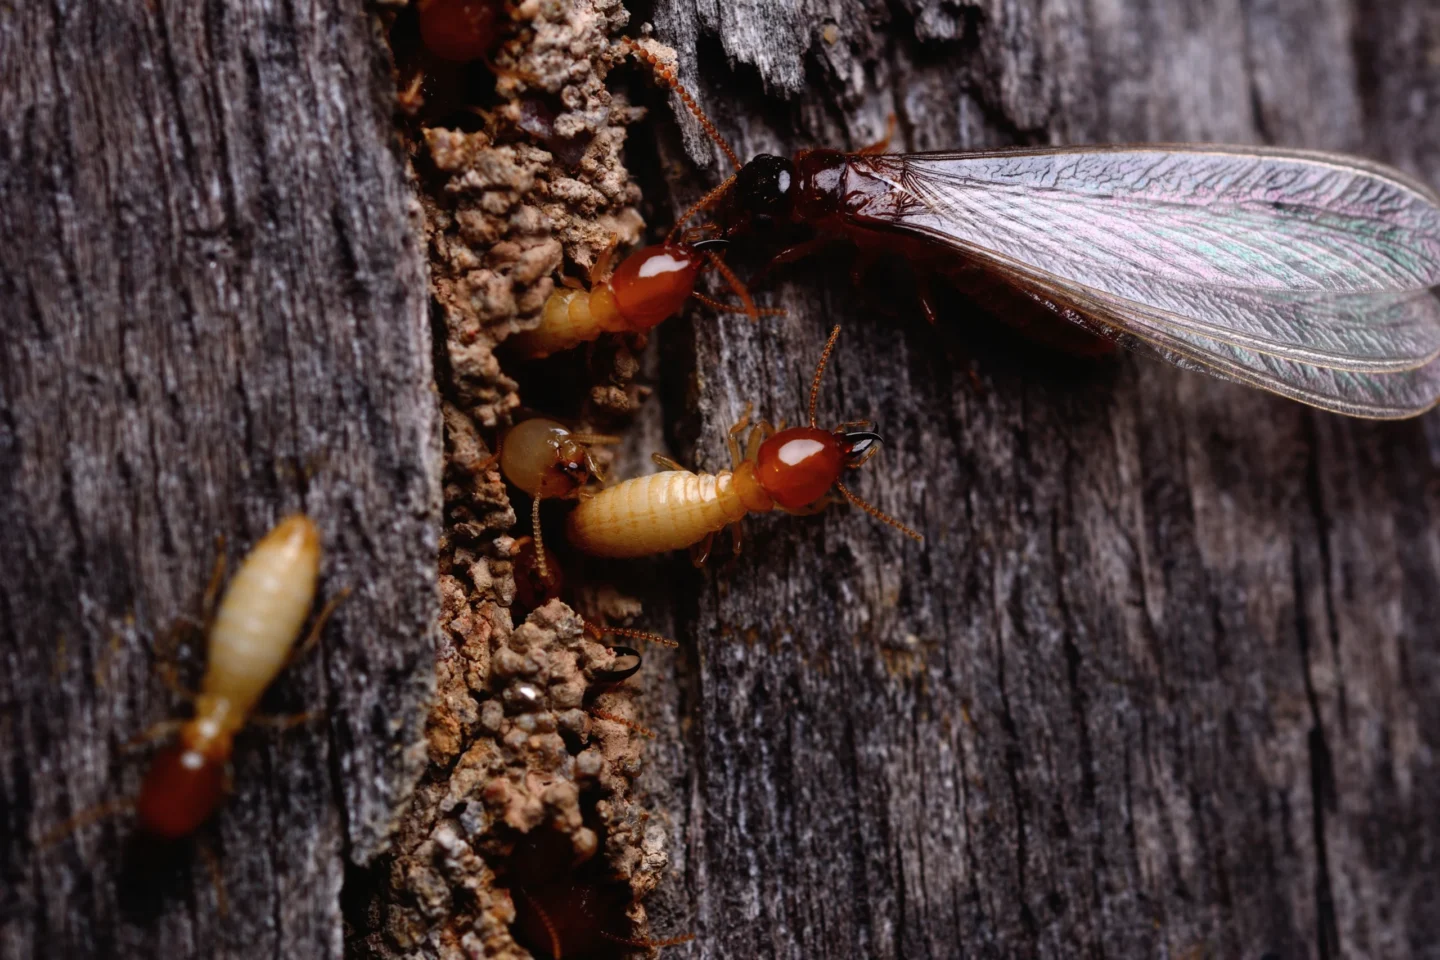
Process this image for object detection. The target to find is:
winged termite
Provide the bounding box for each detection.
[625,42,1440,418]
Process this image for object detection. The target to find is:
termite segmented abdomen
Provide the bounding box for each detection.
[567,470,749,557]
[511,286,623,358]
[201,514,322,718]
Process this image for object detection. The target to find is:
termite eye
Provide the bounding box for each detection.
[735,155,795,218]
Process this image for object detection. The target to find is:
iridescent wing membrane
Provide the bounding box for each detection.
[857,147,1440,417]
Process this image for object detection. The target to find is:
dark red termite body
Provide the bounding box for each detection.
[714,149,1115,355]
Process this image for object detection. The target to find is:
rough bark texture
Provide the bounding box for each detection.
[0,2,439,959]
[627,1,1440,958]
[5,0,1440,958]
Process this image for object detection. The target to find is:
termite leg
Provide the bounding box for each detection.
[196,838,231,918]
[588,235,620,285]
[692,291,786,319]
[729,520,744,557]
[652,453,686,471]
[37,797,136,848]
[857,113,898,155]
[916,274,940,326]
[752,236,839,286]
[247,711,321,732]
[286,586,352,667]
[123,719,186,753]
[744,420,776,462]
[588,706,656,739]
[727,402,755,466]
[153,617,202,699]
[690,532,715,567]
[200,535,228,625]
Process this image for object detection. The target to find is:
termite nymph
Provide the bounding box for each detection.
[566,326,923,562]
[509,235,774,359]
[41,515,342,846]
[498,418,621,582]
[136,514,338,838]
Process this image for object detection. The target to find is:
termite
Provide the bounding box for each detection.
[136,514,342,838]
[498,417,620,583]
[508,235,775,359]
[416,0,502,63]
[566,326,923,562]
[45,515,342,844]
[624,38,1440,419]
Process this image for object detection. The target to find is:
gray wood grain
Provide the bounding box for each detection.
[0,1,439,958]
[632,0,1440,957]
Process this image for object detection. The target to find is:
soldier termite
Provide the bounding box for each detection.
[625,39,1440,419]
[508,236,776,359]
[44,515,342,844]
[566,325,923,562]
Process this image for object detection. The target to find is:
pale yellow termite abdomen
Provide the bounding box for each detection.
[200,514,322,724]
[566,470,750,557]
[510,285,624,358]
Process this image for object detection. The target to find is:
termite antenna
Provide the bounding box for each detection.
[620,38,742,172]
[700,251,766,321]
[38,797,136,849]
[835,480,924,542]
[598,624,680,648]
[583,620,679,649]
[514,888,564,960]
[588,706,656,739]
[809,325,843,428]
[667,174,738,243]
[530,496,548,582]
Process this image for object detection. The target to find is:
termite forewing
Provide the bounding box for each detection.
[200,514,321,719]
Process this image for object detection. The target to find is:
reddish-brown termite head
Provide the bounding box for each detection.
[752,424,883,512]
[416,0,503,63]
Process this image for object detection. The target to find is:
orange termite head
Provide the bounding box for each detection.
[416,0,501,62]
[754,426,885,512]
[766,325,923,541]
[500,418,602,499]
[134,726,231,839]
[607,243,703,332]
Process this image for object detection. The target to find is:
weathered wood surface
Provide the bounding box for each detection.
[633,0,1440,957]
[0,2,439,958]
